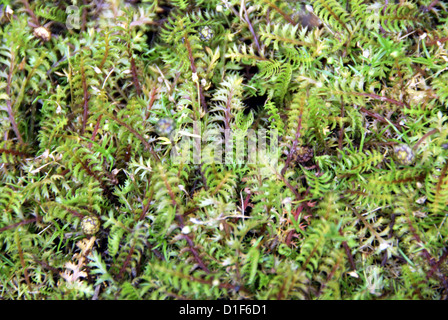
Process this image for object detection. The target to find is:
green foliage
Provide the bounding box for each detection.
[34,4,68,24]
[1,0,448,301]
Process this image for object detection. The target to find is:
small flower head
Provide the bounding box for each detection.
[199,25,214,41]
[293,146,314,164]
[81,215,100,235]
[156,118,174,136]
[393,144,415,165]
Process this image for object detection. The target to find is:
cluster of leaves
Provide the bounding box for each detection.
[1,0,448,300]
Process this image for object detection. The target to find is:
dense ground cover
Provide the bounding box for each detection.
[1,0,448,299]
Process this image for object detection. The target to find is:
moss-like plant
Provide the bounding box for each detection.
[1,0,448,300]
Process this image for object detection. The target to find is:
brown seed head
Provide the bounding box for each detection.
[393,144,415,166]
[33,26,51,42]
[293,146,313,164]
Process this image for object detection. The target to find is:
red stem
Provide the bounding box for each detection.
[88,115,102,149]
[6,53,23,144]
[80,60,89,135]
[184,34,208,113]
[0,218,37,233]
[281,111,303,176]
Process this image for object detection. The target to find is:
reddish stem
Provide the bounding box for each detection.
[145,87,158,120]
[0,218,37,233]
[80,60,89,135]
[88,115,102,149]
[184,34,208,113]
[6,53,23,143]
[281,111,303,176]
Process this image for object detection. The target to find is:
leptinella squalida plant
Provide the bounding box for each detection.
[1,0,448,300]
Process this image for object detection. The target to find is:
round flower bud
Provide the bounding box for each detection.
[393,144,415,165]
[156,118,174,136]
[199,26,214,41]
[81,215,100,235]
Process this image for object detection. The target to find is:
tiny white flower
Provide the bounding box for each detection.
[379,241,390,251]
[93,66,102,74]
[363,49,370,59]
[416,196,427,204]
[390,50,400,58]
[222,257,233,266]
[181,226,191,234]
[6,5,13,15]
[178,184,189,196]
